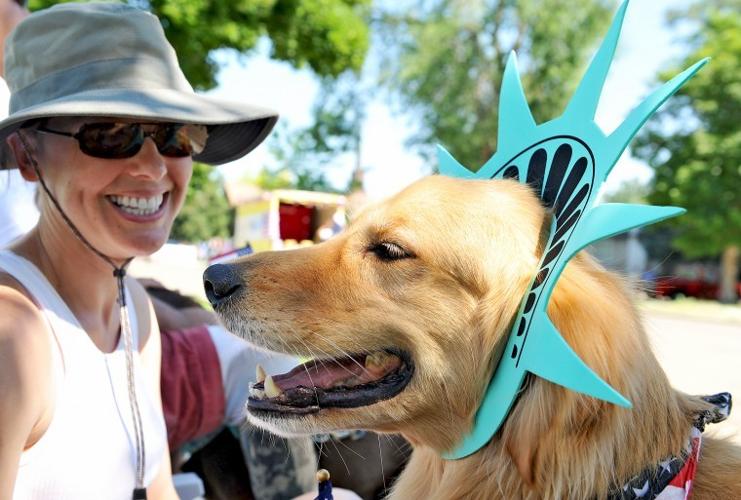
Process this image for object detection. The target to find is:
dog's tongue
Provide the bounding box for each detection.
[272,353,401,391]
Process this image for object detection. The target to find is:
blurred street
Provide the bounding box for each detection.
[645,311,741,445]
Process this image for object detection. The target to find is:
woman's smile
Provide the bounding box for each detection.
[106,192,169,222]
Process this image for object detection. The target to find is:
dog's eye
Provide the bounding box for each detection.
[370,242,411,261]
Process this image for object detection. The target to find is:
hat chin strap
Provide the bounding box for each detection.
[18,132,147,499]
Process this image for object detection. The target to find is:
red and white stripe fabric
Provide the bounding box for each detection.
[655,427,701,500]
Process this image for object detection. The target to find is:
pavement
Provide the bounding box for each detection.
[644,311,741,445]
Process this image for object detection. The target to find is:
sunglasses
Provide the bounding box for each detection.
[35,121,209,159]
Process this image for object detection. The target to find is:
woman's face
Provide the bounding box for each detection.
[22,117,194,260]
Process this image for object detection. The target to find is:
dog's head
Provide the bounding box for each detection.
[204,176,549,450]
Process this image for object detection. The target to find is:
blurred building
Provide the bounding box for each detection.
[224,182,346,252]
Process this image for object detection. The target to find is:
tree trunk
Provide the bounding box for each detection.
[719,245,739,303]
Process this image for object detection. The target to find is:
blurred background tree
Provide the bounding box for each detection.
[376,0,616,169]
[254,123,341,193]
[263,73,366,193]
[29,0,370,90]
[634,3,740,302]
[170,163,233,242]
[602,179,651,205]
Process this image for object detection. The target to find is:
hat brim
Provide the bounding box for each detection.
[0,88,278,168]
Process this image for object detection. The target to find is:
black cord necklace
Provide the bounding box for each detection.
[18,132,147,499]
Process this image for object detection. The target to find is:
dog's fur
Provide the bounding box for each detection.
[217,176,741,499]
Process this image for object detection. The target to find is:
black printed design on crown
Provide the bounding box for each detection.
[492,135,595,367]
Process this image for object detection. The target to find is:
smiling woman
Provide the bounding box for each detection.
[0,3,277,499]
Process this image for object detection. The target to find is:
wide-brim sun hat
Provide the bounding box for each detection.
[0,2,278,168]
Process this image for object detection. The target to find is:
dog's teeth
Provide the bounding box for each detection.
[365,352,388,369]
[365,353,379,368]
[256,364,266,384]
[265,375,282,398]
[249,385,265,399]
[365,358,374,369]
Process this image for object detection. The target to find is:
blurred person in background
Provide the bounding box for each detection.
[0,0,36,247]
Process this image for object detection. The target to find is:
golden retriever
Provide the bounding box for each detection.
[204,175,741,499]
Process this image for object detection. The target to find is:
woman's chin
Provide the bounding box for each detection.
[106,232,170,260]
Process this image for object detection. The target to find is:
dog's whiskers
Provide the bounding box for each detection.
[333,435,367,460]
[377,433,387,497]
[328,435,352,477]
[282,324,369,379]
[315,439,329,460]
[384,433,410,457]
[308,330,373,376]
[294,336,322,406]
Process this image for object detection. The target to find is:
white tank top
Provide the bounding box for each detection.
[0,251,167,500]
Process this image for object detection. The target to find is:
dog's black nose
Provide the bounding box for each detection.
[203,263,243,308]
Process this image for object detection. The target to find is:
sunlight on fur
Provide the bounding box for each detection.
[215,176,741,499]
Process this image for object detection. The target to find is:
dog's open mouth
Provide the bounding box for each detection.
[248,349,414,416]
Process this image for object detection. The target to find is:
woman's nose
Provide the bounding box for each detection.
[128,138,167,179]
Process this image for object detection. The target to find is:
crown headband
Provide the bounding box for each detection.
[442,0,708,459]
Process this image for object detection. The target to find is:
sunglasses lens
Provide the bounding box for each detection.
[182,124,208,156]
[154,124,206,158]
[78,123,143,159]
[74,122,208,159]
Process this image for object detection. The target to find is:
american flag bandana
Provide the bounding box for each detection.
[608,393,732,500]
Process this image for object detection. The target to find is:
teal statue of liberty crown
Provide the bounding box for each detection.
[442,0,708,460]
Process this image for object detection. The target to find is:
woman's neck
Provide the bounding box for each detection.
[14,223,127,352]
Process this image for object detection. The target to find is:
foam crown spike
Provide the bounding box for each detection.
[443,0,708,459]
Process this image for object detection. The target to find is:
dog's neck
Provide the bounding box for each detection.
[392,256,704,499]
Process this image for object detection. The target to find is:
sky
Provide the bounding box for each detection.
[205,0,695,202]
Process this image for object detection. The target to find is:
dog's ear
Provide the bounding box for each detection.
[506,423,538,485]
[502,376,547,487]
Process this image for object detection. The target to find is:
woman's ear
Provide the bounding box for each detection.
[6,132,38,181]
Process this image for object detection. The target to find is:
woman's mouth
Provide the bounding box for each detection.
[106,193,168,219]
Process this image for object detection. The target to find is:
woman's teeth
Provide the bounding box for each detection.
[109,194,164,216]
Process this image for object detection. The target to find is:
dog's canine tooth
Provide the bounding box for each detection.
[365,353,378,369]
[256,364,266,384]
[265,375,282,398]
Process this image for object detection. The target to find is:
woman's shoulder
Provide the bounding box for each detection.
[0,275,54,442]
[0,271,53,387]
[0,274,52,361]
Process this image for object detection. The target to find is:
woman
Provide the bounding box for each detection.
[0,3,277,498]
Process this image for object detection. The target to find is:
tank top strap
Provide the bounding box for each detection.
[0,249,79,327]
[0,249,140,349]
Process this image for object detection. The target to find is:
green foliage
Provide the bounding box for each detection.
[633,10,741,258]
[377,0,615,168]
[29,0,371,89]
[299,75,365,160]
[170,163,233,242]
[256,121,344,193]
[602,179,651,204]
[257,74,365,193]
[251,166,296,191]
[248,164,340,193]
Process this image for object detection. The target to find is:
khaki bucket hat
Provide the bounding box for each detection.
[0,2,278,168]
